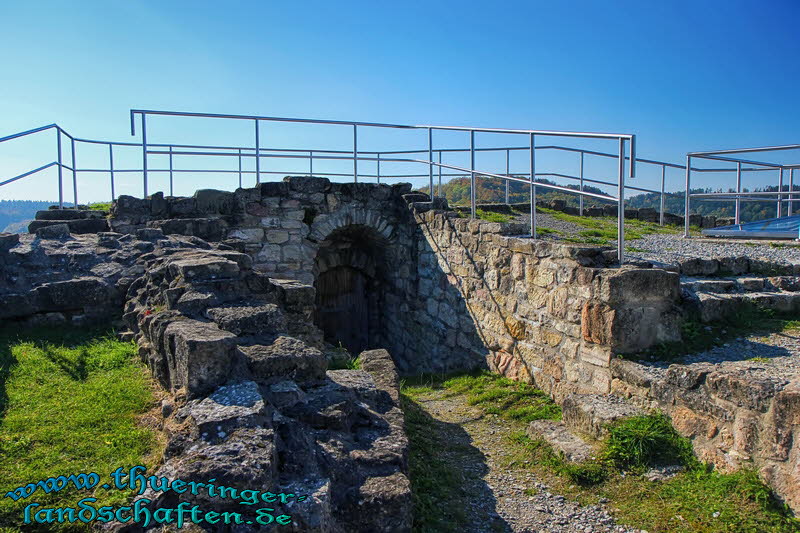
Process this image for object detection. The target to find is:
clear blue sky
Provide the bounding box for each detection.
[1,0,798,202]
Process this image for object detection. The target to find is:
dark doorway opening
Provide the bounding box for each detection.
[313,225,387,355]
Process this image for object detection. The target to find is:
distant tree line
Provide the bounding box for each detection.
[0,200,61,233]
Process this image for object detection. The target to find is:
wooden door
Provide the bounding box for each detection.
[315,266,371,355]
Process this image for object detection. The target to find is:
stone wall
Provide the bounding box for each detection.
[611,358,800,512]
[409,210,683,400]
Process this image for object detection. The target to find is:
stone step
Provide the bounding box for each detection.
[28,218,109,235]
[561,393,644,438]
[527,419,596,463]
[682,279,737,294]
[736,277,766,291]
[35,208,107,221]
[681,275,800,295]
[695,291,800,323]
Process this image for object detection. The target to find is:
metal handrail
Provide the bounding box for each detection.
[685,144,800,234]
[2,109,699,263]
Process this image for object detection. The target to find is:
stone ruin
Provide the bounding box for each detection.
[1,175,799,527]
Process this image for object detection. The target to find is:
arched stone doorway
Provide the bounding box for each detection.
[313,225,388,355]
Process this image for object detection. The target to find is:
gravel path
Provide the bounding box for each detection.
[414,394,644,533]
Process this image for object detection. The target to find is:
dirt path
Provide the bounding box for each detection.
[412,391,643,533]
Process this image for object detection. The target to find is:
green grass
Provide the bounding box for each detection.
[405,371,561,423]
[604,413,696,471]
[86,202,112,211]
[476,209,512,223]
[0,325,162,531]
[538,206,686,245]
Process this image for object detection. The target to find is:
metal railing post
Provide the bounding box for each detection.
[169,146,174,196]
[309,151,313,176]
[791,168,795,216]
[684,156,691,238]
[428,127,433,198]
[353,125,358,183]
[71,138,78,207]
[530,133,536,238]
[238,149,242,187]
[505,149,510,204]
[109,144,115,201]
[470,130,476,219]
[778,168,784,217]
[659,164,666,225]
[141,113,148,197]
[254,120,260,185]
[437,151,442,197]
[579,151,585,216]
[376,153,380,184]
[735,161,742,224]
[617,138,625,264]
[56,129,63,208]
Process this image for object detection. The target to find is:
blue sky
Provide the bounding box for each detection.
[1,0,798,202]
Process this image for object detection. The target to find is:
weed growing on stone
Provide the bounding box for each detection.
[87,202,112,211]
[0,325,162,529]
[604,413,696,472]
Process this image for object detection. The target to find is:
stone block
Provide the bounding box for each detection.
[33,222,70,239]
[206,303,288,336]
[168,257,240,281]
[238,336,326,383]
[164,319,238,398]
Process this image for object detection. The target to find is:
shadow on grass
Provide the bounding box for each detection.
[0,324,115,419]
[402,393,510,533]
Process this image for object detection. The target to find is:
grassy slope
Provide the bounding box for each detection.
[0,326,163,531]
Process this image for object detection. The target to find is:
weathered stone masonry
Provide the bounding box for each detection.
[412,210,682,398]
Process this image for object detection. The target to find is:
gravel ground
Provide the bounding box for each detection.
[624,234,800,265]
[508,210,800,265]
[415,395,645,533]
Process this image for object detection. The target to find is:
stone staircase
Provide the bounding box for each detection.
[681,274,800,323]
[27,207,109,235]
[527,393,644,464]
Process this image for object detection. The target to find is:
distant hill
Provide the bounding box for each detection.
[0,200,61,233]
[421,177,795,223]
